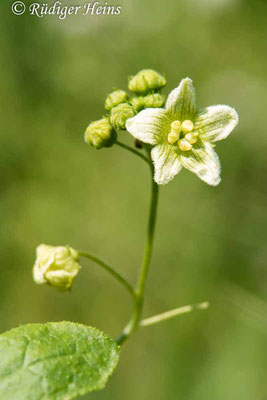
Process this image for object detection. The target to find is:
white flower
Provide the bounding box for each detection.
[126,78,238,186]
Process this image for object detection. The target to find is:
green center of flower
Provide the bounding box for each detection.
[167,119,199,151]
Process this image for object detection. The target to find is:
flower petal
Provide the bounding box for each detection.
[126,108,170,145]
[194,105,238,142]
[165,78,196,120]
[151,143,182,185]
[180,142,221,186]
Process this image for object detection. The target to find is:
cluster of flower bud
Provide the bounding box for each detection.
[130,93,165,111]
[84,69,167,149]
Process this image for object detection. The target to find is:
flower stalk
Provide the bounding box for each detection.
[78,251,135,299]
[116,165,159,345]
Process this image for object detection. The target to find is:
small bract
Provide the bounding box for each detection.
[33,244,81,291]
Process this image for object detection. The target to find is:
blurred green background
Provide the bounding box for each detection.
[1,0,267,398]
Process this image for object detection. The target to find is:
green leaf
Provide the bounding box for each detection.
[0,321,120,400]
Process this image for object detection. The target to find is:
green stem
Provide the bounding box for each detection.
[116,168,159,345]
[79,251,135,299]
[140,301,210,327]
[116,141,151,165]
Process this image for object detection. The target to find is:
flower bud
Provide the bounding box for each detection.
[110,103,136,130]
[142,93,166,108]
[105,89,128,111]
[130,96,145,111]
[84,117,117,149]
[33,244,81,291]
[130,93,165,111]
[128,69,167,94]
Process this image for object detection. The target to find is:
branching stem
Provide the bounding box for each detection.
[81,145,208,345]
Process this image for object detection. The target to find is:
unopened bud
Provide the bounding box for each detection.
[130,96,145,111]
[84,117,117,149]
[130,93,165,111]
[128,69,166,94]
[105,89,128,111]
[142,93,166,108]
[33,244,81,291]
[110,103,136,130]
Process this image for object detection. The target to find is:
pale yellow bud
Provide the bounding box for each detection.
[84,117,117,149]
[168,132,179,144]
[178,138,192,151]
[171,120,181,134]
[33,244,81,291]
[181,120,194,133]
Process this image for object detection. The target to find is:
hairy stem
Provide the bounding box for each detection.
[116,167,159,345]
[79,251,135,299]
